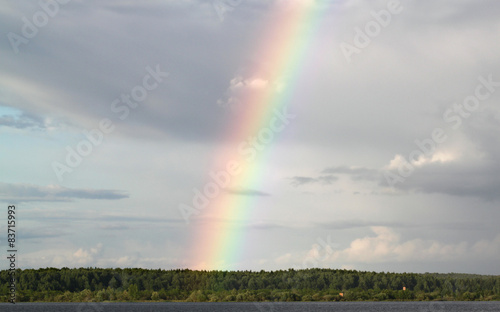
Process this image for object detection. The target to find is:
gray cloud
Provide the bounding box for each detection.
[0,0,265,142]
[227,188,271,196]
[316,220,406,231]
[21,211,184,227]
[322,166,380,181]
[382,107,500,201]
[0,111,46,130]
[0,183,129,202]
[19,228,69,240]
[247,222,286,230]
[289,175,338,187]
[387,161,500,201]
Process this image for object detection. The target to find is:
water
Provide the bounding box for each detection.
[1,302,500,312]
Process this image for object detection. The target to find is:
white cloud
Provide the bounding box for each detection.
[274,253,293,265]
[21,244,103,268]
[472,235,500,258]
[72,244,103,266]
[216,71,288,112]
[318,227,499,265]
[385,151,457,171]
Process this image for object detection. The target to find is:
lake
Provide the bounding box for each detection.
[1,302,500,311]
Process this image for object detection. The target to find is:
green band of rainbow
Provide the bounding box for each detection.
[190,1,329,270]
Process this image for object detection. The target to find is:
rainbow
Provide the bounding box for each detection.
[189,1,329,270]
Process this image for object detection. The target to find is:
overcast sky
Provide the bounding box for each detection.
[1,0,500,274]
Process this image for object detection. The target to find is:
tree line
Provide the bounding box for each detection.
[1,268,499,302]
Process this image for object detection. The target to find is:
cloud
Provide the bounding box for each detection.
[217,74,282,113]
[290,176,316,186]
[384,159,500,201]
[317,124,500,201]
[0,183,129,202]
[216,58,290,114]
[274,253,293,265]
[316,220,405,231]
[227,188,271,196]
[21,245,161,269]
[289,175,337,187]
[19,227,69,240]
[21,210,186,225]
[381,121,500,201]
[247,222,286,230]
[322,166,380,181]
[98,224,130,231]
[289,166,381,188]
[472,235,500,258]
[1,0,500,273]
[0,112,45,130]
[23,244,104,268]
[0,1,245,142]
[72,244,103,266]
[320,227,500,264]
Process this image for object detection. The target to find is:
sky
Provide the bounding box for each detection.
[1,0,500,275]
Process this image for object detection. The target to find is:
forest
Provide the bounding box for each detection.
[1,268,499,302]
